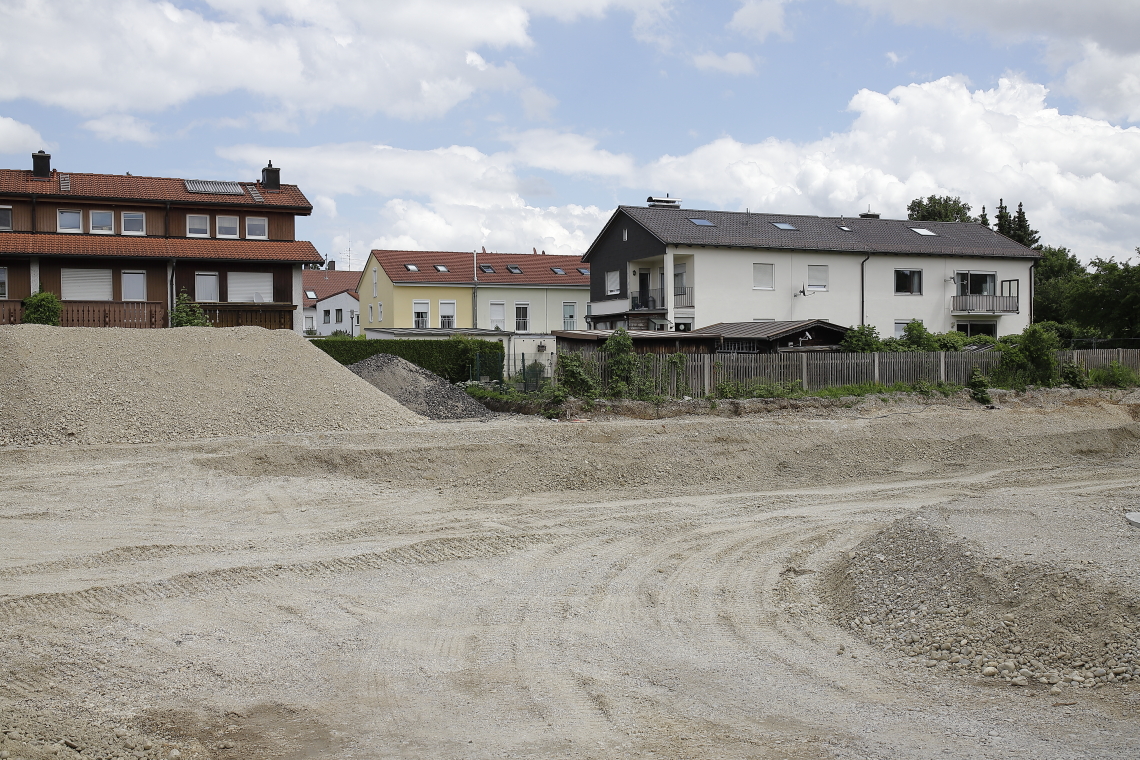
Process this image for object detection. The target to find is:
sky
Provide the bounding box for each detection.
[2,0,1140,268]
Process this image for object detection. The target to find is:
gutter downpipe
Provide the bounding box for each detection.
[168,258,177,327]
[1028,260,1035,325]
[859,254,871,326]
[472,250,478,329]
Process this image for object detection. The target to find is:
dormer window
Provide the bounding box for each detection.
[246,217,268,239]
[217,216,239,238]
[122,212,145,235]
[506,264,523,274]
[434,264,449,272]
[479,264,495,273]
[404,264,419,272]
[187,214,210,237]
[90,210,114,234]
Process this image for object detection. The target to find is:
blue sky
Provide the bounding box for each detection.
[2,0,1140,267]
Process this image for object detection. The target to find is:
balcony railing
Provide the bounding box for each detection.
[673,286,694,308]
[951,295,1019,313]
[563,319,577,330]
[1,300,22,325]
[631,288,665,310]
[198,302,296,330]
[490,318,506,330]
[62,301,166,328]
[515,318,530,332]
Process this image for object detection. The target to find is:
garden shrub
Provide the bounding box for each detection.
[170,291,211,327]
[1089,361,1139,388]
[21,290,62,326]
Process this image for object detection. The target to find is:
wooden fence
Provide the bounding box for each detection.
[551,348,1140,398]
[62,301,165,328]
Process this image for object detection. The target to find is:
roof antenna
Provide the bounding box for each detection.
[481,246,487,254]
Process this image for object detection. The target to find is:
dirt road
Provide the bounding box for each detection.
[2,398,1139,759]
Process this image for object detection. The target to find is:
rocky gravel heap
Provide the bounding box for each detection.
[347,352,495,420]
[0,324,422,446]
[824,515,1140,693]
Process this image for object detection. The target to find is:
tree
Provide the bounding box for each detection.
[994,199,1013,238]
[976,205,990,229]
[838,324,882,352]
[1032,246,1085,324]
[1010,202,1040,248]
[1066,256,1140,339]
[907,195,974,223]
[171,291,212,327]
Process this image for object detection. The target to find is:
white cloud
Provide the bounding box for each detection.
[728,0,799,42]
[0,115,44,155]
[82,115,158,144]
[220,76,1140,263]
[692,51,756,75]
[0,0,670,121]
[1056,42,1140,123]
[885,51,902,65]
[519,87,559,120]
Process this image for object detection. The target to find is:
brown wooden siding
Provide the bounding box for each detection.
[0,258,31,300]
[268,212,294,241]
[174,262,294,303]
[1,201,34,231]
[35,258,170,307]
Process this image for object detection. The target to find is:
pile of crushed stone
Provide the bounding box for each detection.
[347,353,496,420]
[824,515,1140,693]
[0,324,423,446]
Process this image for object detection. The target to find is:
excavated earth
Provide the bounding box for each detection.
[1,380,1140,759]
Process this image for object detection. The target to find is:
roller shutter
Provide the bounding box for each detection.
[61,268,113,301]
[227,272,274,303]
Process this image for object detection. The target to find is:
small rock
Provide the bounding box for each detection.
[982,667,999,677]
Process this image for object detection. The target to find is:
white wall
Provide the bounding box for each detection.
[476,286,589,332]
[312,291,360,336]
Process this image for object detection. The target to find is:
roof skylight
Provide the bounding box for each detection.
[479,264,495,273]
[434,264,449,272]
[837,225,853,232]
[506,264,523,274]
[771,222,798,231]
[577,268,590,275]
[404,264,419,271]
[910,228,938,236]
[304,290,317,299]
[689,218,715,226]
[551,267,566,275]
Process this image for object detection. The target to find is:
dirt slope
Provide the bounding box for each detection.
[347,353,494,420]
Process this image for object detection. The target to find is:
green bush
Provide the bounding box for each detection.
[1089,361,1139,388]
[839,324,883,352]
[313,335,504,383]
[21,290,62,326]
[601,327,638,397]
[1060,361,1089,388]
[170,291,211,327]
[992,324,1059,389]
[554,351,599,398]
[967,367,992,404]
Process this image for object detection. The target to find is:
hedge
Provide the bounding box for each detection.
[312,336,505,383]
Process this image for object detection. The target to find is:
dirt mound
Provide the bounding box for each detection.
[0,324,422,446]
[347,353,494,420]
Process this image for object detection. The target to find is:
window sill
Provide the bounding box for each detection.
[752,287,774,291]
[90,230,115,235]
[121,231,146,236]
[246,235,269,240]
[57,229,83,234]
[187,233,211,238]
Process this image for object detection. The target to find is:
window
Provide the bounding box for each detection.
[217,216,239,238]
[772,222,798,231]
[90,210,113,234]
[335,308,343,323]
[674,262,687,291]
[956,271,996,296]
[837,225,853,232]
[0,206,11,230]
[894,269,922,295]
[228,272,273,302]
[956,321,997,338]
[577,268,590,276]
[807,265,828,291]
[377,302,383,321]
[506,264,523,274]
[323,309,331,324]
[372,267,378,298]
[246,217,268,239]
[489,301,505,330]
[689,218,714,226]
[623,228,628,241]
[305,289,317,299]
[121,271,146,301]
[61,268,112,301]
[413,300,429,328]
[187,215,209,237]
[58,210,82,233]
[404,264,419,272]
[439,300,456,328]
[368,304,374,323]
[434,264,449,272]
[563,302,577,331]
[479,264,495,273]
[305,315,314,331]
[1001,279,1019,297]
[894,320,913,339]
[605,270,620,296]
[121,212,145,235]
[551,267,566,275]
[752,263,774,290]
[910,227,937,236]
[195,272,219,302]
[515,303,530,332]
[0,267,7,299]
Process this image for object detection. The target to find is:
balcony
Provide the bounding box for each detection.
[673,286,694,308]
[0,300,167,328]
[563,319,577,331]
[515,318,530,332]
[198,302,297,330]
[631,288,665,310]
[951,295,1019,314]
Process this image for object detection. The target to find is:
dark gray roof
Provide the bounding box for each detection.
[589,206,1040,259]
[690,320,850,340]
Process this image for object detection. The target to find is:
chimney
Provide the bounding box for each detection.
[327,259,335,270]
[261,160,280,190]
[32,150,51,178]
[858,211,880,219]
[647,194,681,208]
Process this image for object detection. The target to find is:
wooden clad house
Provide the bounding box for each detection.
[0,151,321,331]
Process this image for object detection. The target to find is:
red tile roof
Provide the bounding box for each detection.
[0,169,311,211]
[371,250,590,286]
[303,270,362,307]
[0,232,321,262]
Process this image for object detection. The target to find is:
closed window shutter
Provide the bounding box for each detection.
[228,272,274,302]
[61,268,113,301]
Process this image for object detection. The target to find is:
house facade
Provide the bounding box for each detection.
[583,200,1040,338]
[302,268,361,336]
[0,151,320,331]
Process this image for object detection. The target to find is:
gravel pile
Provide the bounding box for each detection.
[0,324,422,446]
[825,515,1140,693]
[347,353,495,420]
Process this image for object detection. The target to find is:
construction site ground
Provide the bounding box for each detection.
[2,395,1140,760]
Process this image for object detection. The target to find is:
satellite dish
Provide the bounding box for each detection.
[796,283,814,297]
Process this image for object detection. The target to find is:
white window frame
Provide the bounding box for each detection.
[227,271,273,303]
[245,216,268,240]
[187,214,210,238]
[894,320,912,339]
[514,302,530,333]
[0,266,7,299]
[61,268,113,301]
[439,300,456,329]
[335,308,343,324]
[323,309,331,324]
[121,270,147,302]
[368,304,374,323]
[752,262,774,290]
[89,209,114,235]
[806,265,829,291]
[0,205,12,231]
[562,301,577,331]
[216,215,240,239]
[194,271,219,302]
[413,300,429,329]
[57,209,83,233]
[121,211,145,236]
[305,315,314,331]
[489,300,506,330]
[605,270,620,296]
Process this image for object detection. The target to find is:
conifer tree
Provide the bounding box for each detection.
[976,205,990,228]
[994,199,1013,238]
[1010,202,1040,248]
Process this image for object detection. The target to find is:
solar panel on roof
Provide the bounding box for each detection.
[184,179,245,195]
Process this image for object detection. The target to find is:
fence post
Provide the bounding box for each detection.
[801,352,808,390]
[939,351,946,383]
[702,355,711,397]
[873,352,880,384]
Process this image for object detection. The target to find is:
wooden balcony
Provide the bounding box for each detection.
[63,301,166,328]
[197,302,297,330]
